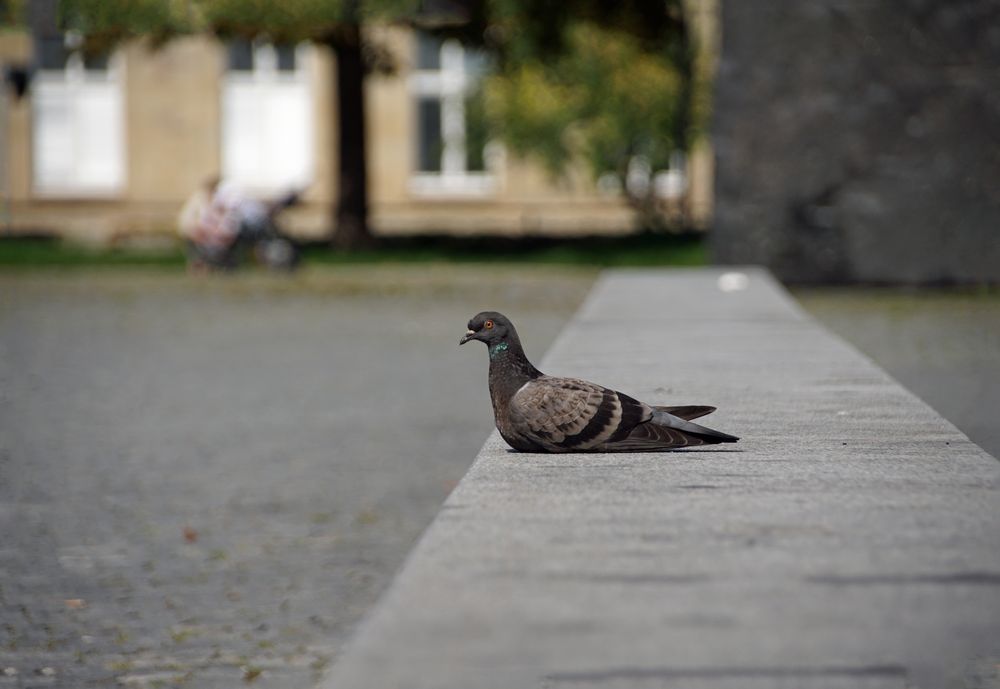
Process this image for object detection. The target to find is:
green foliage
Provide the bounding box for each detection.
[482,22,685,179]
[58,0,419,45]
[1,0,25,27]
[484,0,684,64]
[0,238,185,268]
[0,234,706,268]
[200,0,346,41]
[59,0,192,49]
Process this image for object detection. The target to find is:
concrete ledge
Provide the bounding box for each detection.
[320,268,1000,689]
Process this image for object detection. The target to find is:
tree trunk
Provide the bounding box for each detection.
[330,25,372,249]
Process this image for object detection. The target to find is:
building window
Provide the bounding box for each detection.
[408,32,495,196]
[32,34,125,196]
[221,39,314,193]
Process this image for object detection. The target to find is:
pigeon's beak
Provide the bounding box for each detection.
[459,329,477,345]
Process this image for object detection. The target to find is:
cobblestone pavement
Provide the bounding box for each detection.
[0,266,594,689]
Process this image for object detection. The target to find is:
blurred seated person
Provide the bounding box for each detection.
[178,177,272,269]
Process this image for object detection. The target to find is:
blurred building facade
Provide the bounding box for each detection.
[0,26,713,244]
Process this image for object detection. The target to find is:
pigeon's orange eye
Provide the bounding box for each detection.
[484,320,494,329]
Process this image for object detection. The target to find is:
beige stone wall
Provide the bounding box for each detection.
[366,26,413,207]
[124,37,222,203]
[308,43,335,209]
[1,31,32,206]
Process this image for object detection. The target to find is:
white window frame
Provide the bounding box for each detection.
[221,40,315,195]
[408,37,495,197]
[31,48,126,197]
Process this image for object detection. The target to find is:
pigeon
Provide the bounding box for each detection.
[460,311,739,453]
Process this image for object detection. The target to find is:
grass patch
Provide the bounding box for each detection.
[303,232,706,267]
[0,231,706,269]
[0,236,184,268]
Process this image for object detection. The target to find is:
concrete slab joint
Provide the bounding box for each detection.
[319,268,1000,689]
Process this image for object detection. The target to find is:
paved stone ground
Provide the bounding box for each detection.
[322,268,1000,689]
[0,266,594,688]
[795,288,1000,461]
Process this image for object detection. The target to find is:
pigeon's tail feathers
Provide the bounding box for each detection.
[652,409,739,443]
[680,425,740,444]
[652,405,716,421]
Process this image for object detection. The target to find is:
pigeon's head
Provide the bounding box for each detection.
[459,311,514,347]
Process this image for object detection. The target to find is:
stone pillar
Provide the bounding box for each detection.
[711,0,1000,284]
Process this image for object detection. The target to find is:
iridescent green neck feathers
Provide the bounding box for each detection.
[489,341,510,360]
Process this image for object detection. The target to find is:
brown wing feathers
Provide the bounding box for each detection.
[511,378,620,450]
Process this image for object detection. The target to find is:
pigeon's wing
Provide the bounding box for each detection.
[653,405,716,421]
[507,376,654,452]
